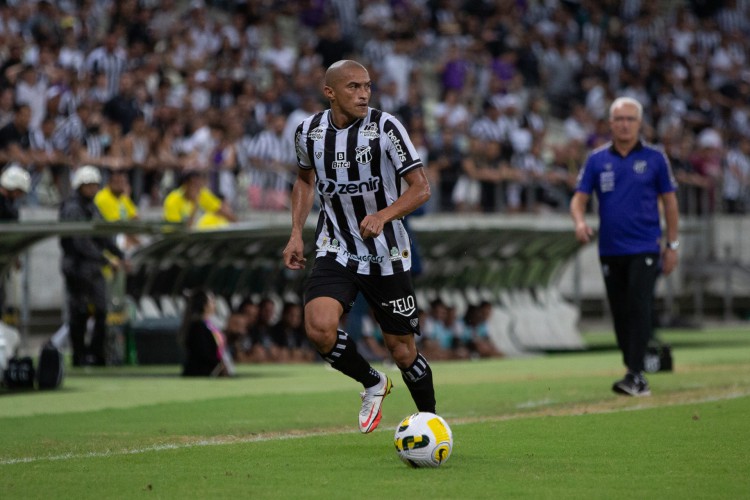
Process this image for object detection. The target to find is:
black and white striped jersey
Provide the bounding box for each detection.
[294,108,423,276]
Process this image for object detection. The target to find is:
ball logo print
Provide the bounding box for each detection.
[394,412,453,468]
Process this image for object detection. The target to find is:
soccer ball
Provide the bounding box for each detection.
[393,412,453,468]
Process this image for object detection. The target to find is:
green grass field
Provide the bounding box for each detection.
[2,327,750,499]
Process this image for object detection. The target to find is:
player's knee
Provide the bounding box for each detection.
[303,316,337,352]
[387,338,417,368]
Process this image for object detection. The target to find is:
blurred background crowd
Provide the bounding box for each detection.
[1,0,749,221]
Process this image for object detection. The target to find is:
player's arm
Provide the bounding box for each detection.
[360,167,430,239]
[283,168,316,270]
[660,191,679,276]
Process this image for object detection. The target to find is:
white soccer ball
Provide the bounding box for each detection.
[393,412,453,468]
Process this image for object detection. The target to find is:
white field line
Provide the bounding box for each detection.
[2,390,748,466]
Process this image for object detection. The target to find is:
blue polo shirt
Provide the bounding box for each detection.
[576,141,677,256]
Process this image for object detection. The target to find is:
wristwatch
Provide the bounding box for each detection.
[667,240,680,251]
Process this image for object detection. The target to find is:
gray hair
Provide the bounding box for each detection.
[609,97,643,120]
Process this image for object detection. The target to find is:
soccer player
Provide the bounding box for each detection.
[282,60,436,433]
[570,96,680,397]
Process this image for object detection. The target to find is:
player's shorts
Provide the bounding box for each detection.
[304,256,421,336]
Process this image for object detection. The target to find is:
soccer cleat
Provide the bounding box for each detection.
[359,373,393,433]
[612,372,651,397]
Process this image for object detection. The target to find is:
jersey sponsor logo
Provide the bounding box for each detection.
[316,177,381,196]
[600,170,615,193]
[319,241,385,263]
[308,126,325,141]
[633,160,647,174]
[360,122,380,139]
[332,151,350,169]
[355,145,372,165]
[295,130,306,159]
[386,295,417,318]
[389,246,400,261]
[387,129,407,162]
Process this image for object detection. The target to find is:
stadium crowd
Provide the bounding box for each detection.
[0,0,749,221]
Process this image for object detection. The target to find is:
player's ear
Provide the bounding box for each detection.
[323,85,334,100]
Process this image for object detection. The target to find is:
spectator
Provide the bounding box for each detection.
[233,297,265,363]
[242,112,296,211]
[722,134,750,214]
[458,303,503,359]
[427,128,466,211]
[420,299,454,361]
[270,302,315,363]
[163,170,236,228]
[359,308,390,363]
[84,32,127,100]
[178,289,234,377]
[246,297,277,363]
[103,73,141,135]
[0,103,33,167]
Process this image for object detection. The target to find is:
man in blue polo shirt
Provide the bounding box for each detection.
[570,96,680,397]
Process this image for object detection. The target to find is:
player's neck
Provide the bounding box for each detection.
[613,138,638,156]
[329,109,360,129]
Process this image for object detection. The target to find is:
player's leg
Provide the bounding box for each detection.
[360,271,436,414]
[382,331,436,413]
[64,275,88,367]
[600,256,629,366]
[304,258,385,432]
[88,273,109,366]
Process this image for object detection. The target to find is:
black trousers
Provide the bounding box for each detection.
[65,271,108,365]
[600,254,660,374]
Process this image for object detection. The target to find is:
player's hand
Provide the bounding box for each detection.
[359,215,384,239]
[574,221,593,244]
[661,247,679,276]
[283,237,307,270]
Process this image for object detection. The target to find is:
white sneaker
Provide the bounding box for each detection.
[358,373,393,433]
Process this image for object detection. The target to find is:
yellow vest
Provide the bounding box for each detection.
[163,187,222,224]
[94,186,138,221]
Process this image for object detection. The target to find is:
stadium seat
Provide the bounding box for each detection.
[138,296,162,319]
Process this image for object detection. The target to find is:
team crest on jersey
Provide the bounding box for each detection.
[355,145,372,165]
[309,126,325,141]
[633,160,647,174]
[332,151,350,169]
[315,151,322,159]
[360,122,380,139]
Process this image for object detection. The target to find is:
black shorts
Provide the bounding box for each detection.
[304,256,421,336]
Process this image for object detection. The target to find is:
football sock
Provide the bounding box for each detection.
[321,329,381,388]
[401,352,436,413]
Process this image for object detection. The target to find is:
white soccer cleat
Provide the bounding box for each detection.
[359,373,393,433]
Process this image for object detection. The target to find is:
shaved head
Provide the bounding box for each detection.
[325,60,367,87]
[322,59,371,128]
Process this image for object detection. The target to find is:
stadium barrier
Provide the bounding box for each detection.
[1,217,590,361]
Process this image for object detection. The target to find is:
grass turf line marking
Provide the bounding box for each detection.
[2,389,748,466]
